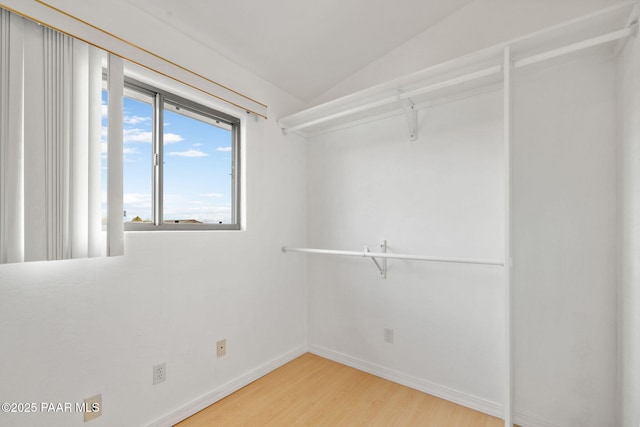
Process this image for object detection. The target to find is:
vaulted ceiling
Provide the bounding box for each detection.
[124,0,474,103]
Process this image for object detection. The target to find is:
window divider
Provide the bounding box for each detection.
[153,92,163,226]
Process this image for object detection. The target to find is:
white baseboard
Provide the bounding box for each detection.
[309,345,562,427]
[147,344,307,427]
[514,411,560,427]
[309,344,503,418]
[148,343,558,427]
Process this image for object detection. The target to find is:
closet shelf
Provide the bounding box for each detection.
[277,2,638,139]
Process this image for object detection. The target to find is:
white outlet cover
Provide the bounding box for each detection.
[153,363,166,385]
[217,339,226,357]
[384,328,394,343]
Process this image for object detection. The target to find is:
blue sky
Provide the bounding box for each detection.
[102,91,234,224]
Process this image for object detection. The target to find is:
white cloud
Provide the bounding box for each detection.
[199,193,224,198]
[123,129,184,144]
[123,147,142,163]
[124,193,152,204]
[123,193,152,218]
[167,150,208,158]
[124,129,152,144]
[216,146,232,152]
[163,204,232,224]
[124,115,150,125]
[193,143,203,147]
[164,133,184,144]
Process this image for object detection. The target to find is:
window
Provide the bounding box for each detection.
[119,79,241,230]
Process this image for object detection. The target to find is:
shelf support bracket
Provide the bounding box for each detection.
[401,98,417,141]
[365,240,387,278]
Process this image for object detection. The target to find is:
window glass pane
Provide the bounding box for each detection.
[123,93,153,223]
[101,89,108,229]
[162,105,234,225]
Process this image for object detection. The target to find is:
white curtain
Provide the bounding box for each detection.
[0,8,123,263]
[0,8,23,263]
[107,54,124,257]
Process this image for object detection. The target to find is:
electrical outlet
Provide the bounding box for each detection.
[384,328,394,344]
[83,394,102,422]
[153,363,166,385]
[217,339,226,358]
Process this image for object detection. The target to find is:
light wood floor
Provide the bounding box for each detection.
[175,353,504,427]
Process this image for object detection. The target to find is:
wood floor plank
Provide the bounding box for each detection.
[175,353,504,427]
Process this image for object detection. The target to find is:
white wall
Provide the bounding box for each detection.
[0,3,309,427]
[305,1,622,425]
[306,53,618,427]
[512,55,617,426]
[0,1,629,426]
[617,28,640,427]
[307,89,507,414]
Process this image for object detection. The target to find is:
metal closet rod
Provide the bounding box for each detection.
[283,65,502,132]
[281,246,504,267]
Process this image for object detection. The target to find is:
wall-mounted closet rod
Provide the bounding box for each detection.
[282,65,502,132]
[515,25,636,68]
[399,65,501,100]
[282,246,504,267]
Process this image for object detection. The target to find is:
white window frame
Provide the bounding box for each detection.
[122,78,241,231]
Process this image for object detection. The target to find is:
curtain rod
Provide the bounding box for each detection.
[0,1,268,118]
